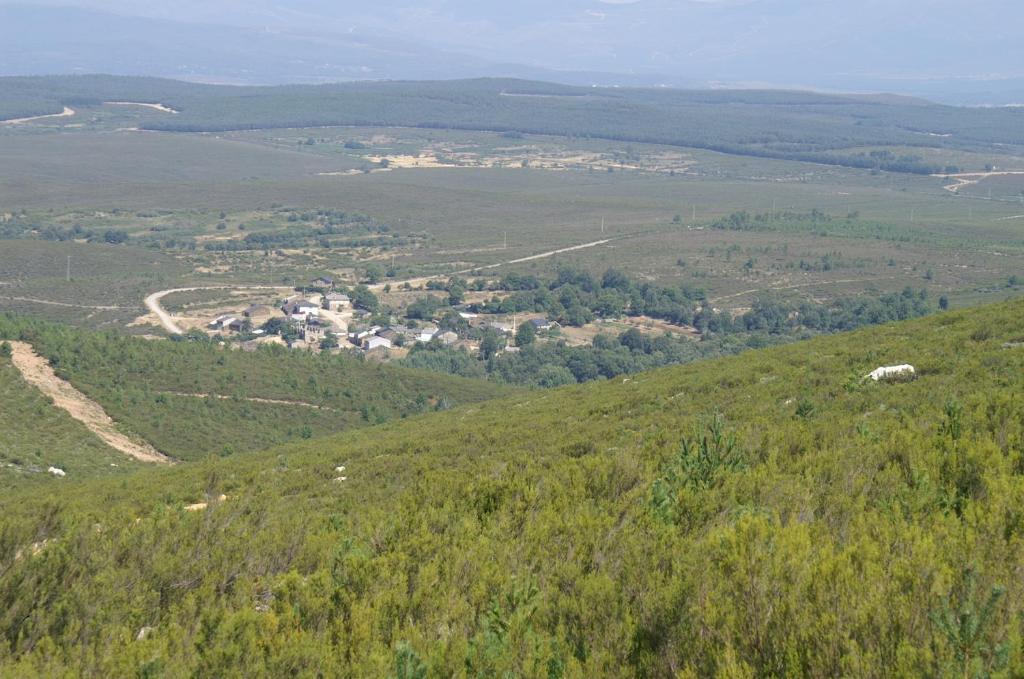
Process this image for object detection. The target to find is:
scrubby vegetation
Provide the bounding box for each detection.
[1,299,1023,675]
[403,267,935,387]
[0,315,511,460]
[3,75,1024,173]
[0,349,140,486]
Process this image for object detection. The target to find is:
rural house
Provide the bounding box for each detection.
[313,276,335,289]
[324,292,351,310]
[364,336,392,352]
[282,299,320,319]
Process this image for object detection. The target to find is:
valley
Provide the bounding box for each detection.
[1,74,1023,677]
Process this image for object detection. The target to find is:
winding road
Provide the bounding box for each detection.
[143,238,620,334]
[0,106,76,125]
[144,286,289,335]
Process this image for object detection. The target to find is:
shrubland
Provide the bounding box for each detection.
[1,299,1023,675]
[0,315,511,461]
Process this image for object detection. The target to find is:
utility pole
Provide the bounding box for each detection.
[772,198,777,221]
[692,205,696,221]
[601,217,605,234]
[910,208,915,223]
[66,255,71,282]
[503,231,507,250]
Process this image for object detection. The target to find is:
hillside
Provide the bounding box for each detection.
[3,76,1024,174]
[0,347,143,487]
[0,315,512,466]
[2,299,1023,675]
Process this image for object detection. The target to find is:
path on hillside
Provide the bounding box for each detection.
[370,237,618,292]
[710,276,904,304]
[159,391,339,411]
[144,286,290,335]
[8,342,171,464]
[0,295,134,311]
[104,101,179,114]
[0,106,76,125]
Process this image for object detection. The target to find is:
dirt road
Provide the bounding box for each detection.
[937,170,1024,194]
[104,101,178,114]
[370,237,617,292]
[8,342,170,464]
[1,295,133,311]
[146,239,618,330]
[0,106,75,125]
[143,286,289,335]
[710,276,903,304]
[159,391,339,411]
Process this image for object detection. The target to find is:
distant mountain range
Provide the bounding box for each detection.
[0,4,672,87]
[2,1,1024,104]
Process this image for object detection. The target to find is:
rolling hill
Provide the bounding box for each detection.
[0,315,513,468]
[2,75,1023,175]
[2,298,1023,675]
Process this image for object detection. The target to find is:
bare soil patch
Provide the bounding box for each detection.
[8,342,170,464]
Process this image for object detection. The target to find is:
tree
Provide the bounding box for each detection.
[515,322,535,347]
[939,296,950,310]
[448,282,466,306]
[364,265,384,284]
[351,286,379,312]
[479,330,502,360]
[103,229,129,244]
[0,341,10,358]
[931,568,1008,677]
[319,334,339,350]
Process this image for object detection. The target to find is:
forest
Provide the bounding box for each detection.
[1,298,1022,676]
[3,75,1024,174]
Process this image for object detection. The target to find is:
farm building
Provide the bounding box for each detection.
[243,304,276,324]
[282,299,320,319]
[324,293,351,310]
[313,276,335,289]
[364,336,392,351]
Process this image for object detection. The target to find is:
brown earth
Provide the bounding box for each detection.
[8,341,171,464]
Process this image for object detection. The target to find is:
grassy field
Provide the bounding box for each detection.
[1,298,1023,674]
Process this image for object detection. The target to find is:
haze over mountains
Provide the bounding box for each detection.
[2,1,1023,104]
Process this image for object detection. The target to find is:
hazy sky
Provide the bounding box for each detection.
[3,0,1023,99]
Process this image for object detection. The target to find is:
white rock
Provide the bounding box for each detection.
[866,364,915,381]
[47,466,66,477]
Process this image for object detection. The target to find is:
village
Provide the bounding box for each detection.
[198,274,569,360]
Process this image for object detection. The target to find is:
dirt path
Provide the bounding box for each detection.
[0,106,75,125]
[470,238,615,270]
[104,101,178,114]
[710,276,904,304]
[0,295,134,311]
[143,286,290,334]
[937,170,1024,194]
[159,391,339,411]
[8,342,171,464]
[146,239,618,329]
[370,237,618,292]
